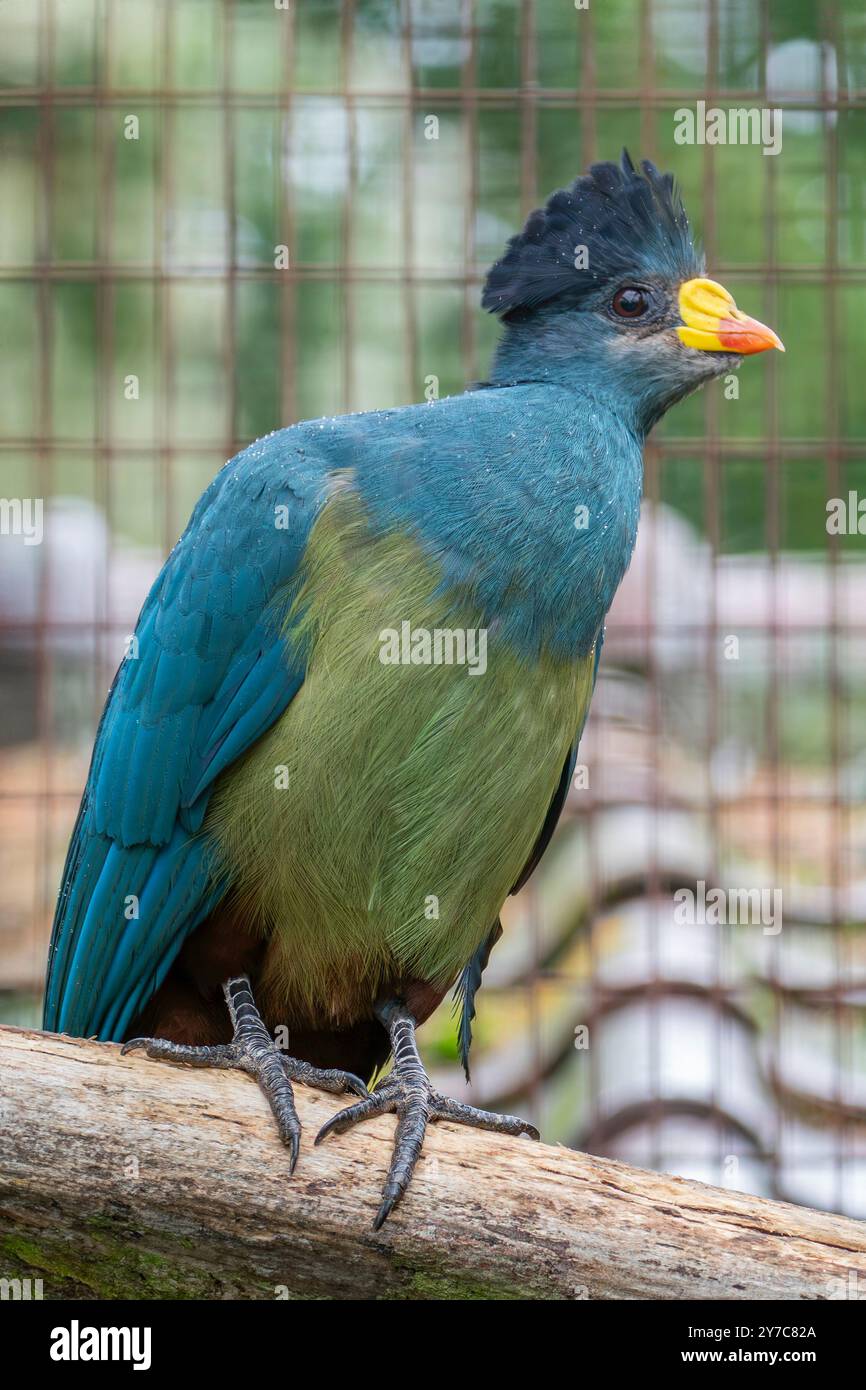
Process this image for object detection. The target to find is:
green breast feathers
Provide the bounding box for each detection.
[206,490,596,1026]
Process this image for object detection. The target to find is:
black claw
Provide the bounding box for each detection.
[314,1111,348,1145]
[120,1038,145,1055]
[314,1099,372,1145]
[346,1073,370,1098]
[372,1196,396,1231]
[288,1132,300,1174]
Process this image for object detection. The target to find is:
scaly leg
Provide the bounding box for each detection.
[315,998,539,1228]
[122,975,368,1170]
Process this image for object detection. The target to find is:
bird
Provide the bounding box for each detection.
[43,152,783,1229]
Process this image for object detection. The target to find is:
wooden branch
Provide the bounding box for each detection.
[1,1025,864,1301]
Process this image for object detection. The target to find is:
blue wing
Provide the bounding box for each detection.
[44,431,330,1040]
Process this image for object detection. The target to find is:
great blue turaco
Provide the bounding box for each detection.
[44,152,783,1228]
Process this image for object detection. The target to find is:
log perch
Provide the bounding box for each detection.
[0,1025,864,1300]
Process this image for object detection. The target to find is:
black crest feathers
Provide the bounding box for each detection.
[482,150,703,319]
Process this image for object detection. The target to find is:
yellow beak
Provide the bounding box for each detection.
[676,278,785,355]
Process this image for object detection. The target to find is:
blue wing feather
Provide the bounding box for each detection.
[44,431,328,1039]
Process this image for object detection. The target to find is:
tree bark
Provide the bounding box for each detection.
[0,1025,863,1301]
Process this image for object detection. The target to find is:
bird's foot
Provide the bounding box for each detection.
[315,999,539,1229]
[121,974,368,1170]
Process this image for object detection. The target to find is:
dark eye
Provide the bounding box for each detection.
[611,286,650,319]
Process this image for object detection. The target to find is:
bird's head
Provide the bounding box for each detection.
[483,151,783,434]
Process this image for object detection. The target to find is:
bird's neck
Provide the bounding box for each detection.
[488,326,655,442]
[444,384,644,658]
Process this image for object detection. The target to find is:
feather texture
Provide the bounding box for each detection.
[206,486,600,1025]
[483,150,702,320]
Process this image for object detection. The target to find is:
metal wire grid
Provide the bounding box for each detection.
[0,0,862,1216]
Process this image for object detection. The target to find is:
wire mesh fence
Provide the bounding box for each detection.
[1,0,864,1219]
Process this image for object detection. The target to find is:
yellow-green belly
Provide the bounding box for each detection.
[206,492,595,1027]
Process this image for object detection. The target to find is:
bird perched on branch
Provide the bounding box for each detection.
[44,152,782,1228]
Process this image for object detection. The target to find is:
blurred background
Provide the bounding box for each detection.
[1,0,865,1219]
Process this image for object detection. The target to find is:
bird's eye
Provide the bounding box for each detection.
[611,286,650,319]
